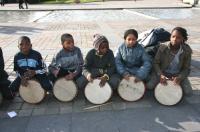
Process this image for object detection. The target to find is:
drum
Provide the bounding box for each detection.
[154,81,183,106]
[0,92,3,105]
[53,78,77,102]
[118,77,145,101]
[19,80,45,104]
[84,79,112,104]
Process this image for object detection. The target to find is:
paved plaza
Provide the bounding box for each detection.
[0,0,200,132]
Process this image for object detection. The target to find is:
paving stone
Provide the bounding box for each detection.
[45,108,60,115]
[32,108,46,116]
[7,102,22,110]
[60,107,73,114]
[18,109,33,117]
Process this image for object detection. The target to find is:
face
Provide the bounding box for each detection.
[170,30,184,47]
[18,39,32,55]
[125,34,137,47]
[98,42,108,55]
[62,39,74,51]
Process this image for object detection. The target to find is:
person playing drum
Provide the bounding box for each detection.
[48,33,84,87]
[9,36,52,92]
[146,27,193,96]
[115,29,152,83]
[77,34,120,90]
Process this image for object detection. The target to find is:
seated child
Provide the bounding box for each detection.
[76,34,120,90]
[0,47,14,99]
[115,29,152,82]
[146,27,193,95]
[48,33,83,85]
[9,36,52,92]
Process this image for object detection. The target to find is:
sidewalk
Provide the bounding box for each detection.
[0,1,200,132]
[0,0,192,11]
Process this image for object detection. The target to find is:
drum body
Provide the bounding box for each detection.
[19,80,45,104]
[154,81,183,106]
[53,78,77,102]
[118,77,145,101]
[84,79,112,104]
[0,92,3,105]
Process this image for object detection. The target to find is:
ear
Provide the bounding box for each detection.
[30,44,32,48]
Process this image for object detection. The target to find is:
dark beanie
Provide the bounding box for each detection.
[93,34,109,50]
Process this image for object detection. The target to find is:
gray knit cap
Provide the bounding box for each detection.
[93,34,109,50]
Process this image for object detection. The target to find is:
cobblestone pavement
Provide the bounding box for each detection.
[0,1,200,132]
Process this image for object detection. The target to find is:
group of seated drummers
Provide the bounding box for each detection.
[0,26,193,106]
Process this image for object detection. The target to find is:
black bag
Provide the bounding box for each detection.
[138,28,171,58]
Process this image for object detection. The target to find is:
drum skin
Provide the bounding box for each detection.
[118,77,145,102]
[53,78,77,102]
[154,81,183,106]
[19,80,45,104]
[84,79,112,105]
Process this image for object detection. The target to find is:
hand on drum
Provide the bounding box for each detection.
[160,74,168,85]
[87,73,93,82]
[99,76,107,87]
[24,70,36,79]
[65,73,75,80]
[53,69,59,77]
[21,76,29,87]
[124,74,130,81]
[172,77,181,85]
[134,77,142,83]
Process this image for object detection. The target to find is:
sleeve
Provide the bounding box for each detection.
[74,48,84,76]
[153,46,163,76]
[115,47,128,76]
[35,53,47,74]
[104,50,116,77]
[82,50,93,78]
[177,50,192,81]
[13,54,24,76]
[136,49,152,80]
[82,50,102,78]
[48,53,60,74]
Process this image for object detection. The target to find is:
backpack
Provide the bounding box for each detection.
[138,28,171,58]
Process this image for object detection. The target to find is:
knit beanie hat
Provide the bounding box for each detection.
[93,34,109,50]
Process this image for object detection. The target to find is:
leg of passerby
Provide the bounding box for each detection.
[24,0,28,9]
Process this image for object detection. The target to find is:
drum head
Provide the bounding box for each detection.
[0,92,3,105]
[19,80,45,104]
[53,78,77,102]
[118,77,145,101]
[154,81,183,106]
[84,79,112,104]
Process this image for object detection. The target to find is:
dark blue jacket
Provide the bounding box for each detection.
[14,49,46,76]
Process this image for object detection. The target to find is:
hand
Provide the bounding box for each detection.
[134,77,141,83]
[65,73,75,80]
[24,70,36,79]
[87,73,93,82]
[53,69,59,77]
[21,76,28,87]
[172,77,181,85]
[99,76,107,87]
[160,74,167,85]
[124,74,130,81]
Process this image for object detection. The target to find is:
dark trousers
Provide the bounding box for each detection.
[76,74,121,90]
[9,74,52,92]
[19,0,24,9]
[0,0,5,6]
[24,0,28,9]
[0,79,14,99]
